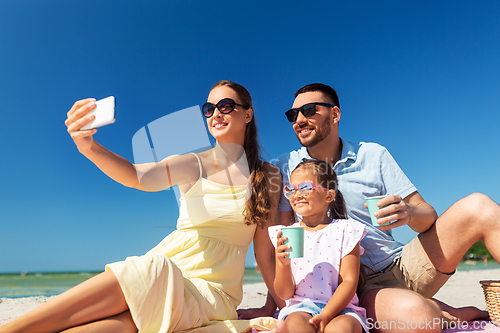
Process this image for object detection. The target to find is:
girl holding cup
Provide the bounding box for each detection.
[269,159,368,333]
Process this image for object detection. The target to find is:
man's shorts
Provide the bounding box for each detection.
[359,235,454,301]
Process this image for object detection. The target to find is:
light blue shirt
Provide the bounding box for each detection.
[273,139,417,273]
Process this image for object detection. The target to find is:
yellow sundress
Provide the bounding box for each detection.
[106,153,276,333]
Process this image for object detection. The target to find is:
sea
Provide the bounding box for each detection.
[1,262,498,299]
[0,267,265,299]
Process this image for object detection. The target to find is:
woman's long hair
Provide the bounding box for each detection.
[291,159,367,290]
[209,80,270,228]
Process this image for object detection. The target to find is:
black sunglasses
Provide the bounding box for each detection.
[285,102,335,122]
[202,98,250,118]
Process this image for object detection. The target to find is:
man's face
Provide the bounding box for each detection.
[291,91,335,148]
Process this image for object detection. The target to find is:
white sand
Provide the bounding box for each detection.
[433,268,500,309]
[0,296,55,325]
[1,269,499,325]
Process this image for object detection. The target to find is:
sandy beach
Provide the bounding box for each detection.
[1,269,499,325]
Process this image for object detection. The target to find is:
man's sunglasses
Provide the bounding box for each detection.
[285,102,335,123]
[283,181,328,200]
[202,98,251,118]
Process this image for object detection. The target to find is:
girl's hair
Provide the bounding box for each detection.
[292,159,368,290]
[210,80,270,228]
[292,159,347,219]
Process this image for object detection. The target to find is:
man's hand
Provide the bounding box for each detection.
[364,195,411,230]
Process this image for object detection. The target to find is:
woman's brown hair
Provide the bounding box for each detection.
[210,80,270,228]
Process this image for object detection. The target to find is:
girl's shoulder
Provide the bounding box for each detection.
[331,218,363,226]
[328,219,366,232]
[330,219,366,257]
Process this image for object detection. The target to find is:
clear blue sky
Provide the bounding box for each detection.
[1,1,499,273]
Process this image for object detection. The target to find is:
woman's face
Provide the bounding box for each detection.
[206,86,253,145]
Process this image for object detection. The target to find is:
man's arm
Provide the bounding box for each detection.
[375,146,437,233]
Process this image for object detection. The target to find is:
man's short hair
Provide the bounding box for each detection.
[294,83,340,108]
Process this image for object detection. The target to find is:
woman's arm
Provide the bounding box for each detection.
[252,163,287,310]
[309,243,361,331]
[66,98,198,191]
[238,209,297,319]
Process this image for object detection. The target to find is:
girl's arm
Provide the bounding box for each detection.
[252,163,286,314]
[66,99,198,191]
[274,229,296,300]
[309,243,361,332]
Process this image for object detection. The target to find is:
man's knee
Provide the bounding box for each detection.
[388,293,439,319]
[463,192,491,208]
[459,193,499,225]
[362,289,441,333]
[362,288,438,315]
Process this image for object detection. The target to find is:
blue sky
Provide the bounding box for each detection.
[1,1,499,273]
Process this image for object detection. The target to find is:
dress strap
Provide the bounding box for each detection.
[189,153,203,179]
[212,148,219,173]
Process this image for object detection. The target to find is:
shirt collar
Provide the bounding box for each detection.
[300,138,357,166]
[339,138,357,163]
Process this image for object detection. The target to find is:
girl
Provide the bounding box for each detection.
[269,159,368,333]
[0,81,282,333]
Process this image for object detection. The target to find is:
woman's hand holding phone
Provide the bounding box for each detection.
[65,98,99,154]
[65,97,115,154]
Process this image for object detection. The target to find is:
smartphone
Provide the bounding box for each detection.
[81,96,116,130]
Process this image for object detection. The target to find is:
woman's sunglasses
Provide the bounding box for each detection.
[202,98,251,118]
[283,181,328,200]
[285,102,335,123]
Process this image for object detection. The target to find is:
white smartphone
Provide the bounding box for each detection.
[81,96,116,130]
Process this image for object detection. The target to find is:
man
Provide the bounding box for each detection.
[268,83,499,332]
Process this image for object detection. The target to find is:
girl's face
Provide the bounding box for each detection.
[288,168,334,219]
[205,86,253,146]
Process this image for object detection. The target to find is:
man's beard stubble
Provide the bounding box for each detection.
[296,121,331,148]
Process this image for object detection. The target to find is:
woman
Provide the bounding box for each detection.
[0,81,282,333]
